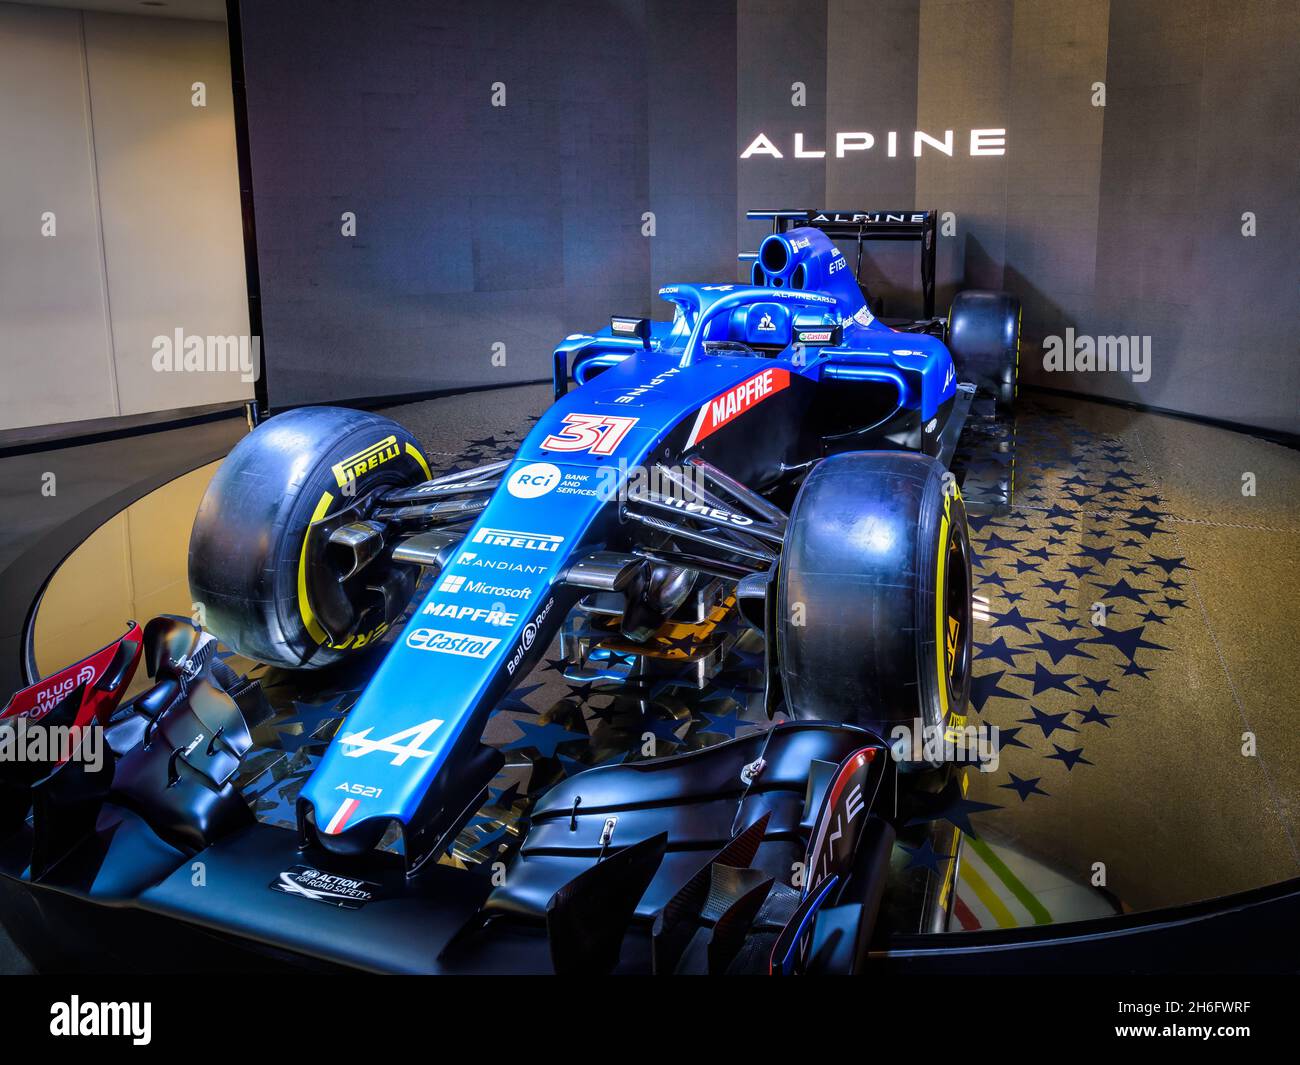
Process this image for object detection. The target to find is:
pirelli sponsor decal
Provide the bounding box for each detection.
[685,368,790,448]
[332,436,402,488]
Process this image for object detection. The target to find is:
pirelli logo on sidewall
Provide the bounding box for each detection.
[685,368,790,448]
[332,436,401,488]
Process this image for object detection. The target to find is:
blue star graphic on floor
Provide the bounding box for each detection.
[1000,773,1050,801]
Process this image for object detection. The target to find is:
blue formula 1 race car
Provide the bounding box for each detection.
[2,210,1020,974]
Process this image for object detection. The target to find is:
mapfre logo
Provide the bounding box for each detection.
[685,368,789,448]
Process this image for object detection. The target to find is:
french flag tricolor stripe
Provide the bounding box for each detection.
[325,797,360,835]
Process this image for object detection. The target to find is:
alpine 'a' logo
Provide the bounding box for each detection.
[685,368,790,448]
[338,716,445,765]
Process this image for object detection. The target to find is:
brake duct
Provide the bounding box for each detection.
[315,460,507,646]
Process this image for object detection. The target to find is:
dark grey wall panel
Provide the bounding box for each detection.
[736,0,829,277]
[826,0,921,314]
[236,0,1298,430]
[1186,0,1300,432]
[909,0,1298,432]
[647,0,737,311]
[1002,0,1109,374]
[1091,0,1216,414]
[1091,0,1299,430]
[240,0,650,408]
[916,0,1014,304]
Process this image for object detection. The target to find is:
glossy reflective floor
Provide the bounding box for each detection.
[24,385,1300,936]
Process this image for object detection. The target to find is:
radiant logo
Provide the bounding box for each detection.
[508,462,562,498]
[472,527,564,553]
[457,553,547,575]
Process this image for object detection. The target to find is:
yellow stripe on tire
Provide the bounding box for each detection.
[935,512,950,722]
[297,443,426,650]
[298,490,334,645]
[405,441,431,479]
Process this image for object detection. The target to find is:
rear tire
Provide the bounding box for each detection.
[947,290,1020,412]
[189,406,431,670]
[776,452,972,758]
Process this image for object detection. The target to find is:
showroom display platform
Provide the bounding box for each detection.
[4,383,1298,971]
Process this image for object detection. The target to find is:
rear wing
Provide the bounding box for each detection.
[743,209,938,319]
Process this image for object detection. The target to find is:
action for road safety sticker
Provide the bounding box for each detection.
[685,368,789,448]
[271,865,383,909]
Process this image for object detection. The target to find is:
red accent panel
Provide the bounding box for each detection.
[2,622,143,732]
[686,367,790,448]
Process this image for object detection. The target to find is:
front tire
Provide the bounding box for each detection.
[189,406,431,670]
[776,452,972,754]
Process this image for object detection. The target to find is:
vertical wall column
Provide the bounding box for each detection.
[736,0,829,278]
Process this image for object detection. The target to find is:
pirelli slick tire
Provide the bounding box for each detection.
[776,452,973,760]
[189,406,431,670]
[947,290,1020,412]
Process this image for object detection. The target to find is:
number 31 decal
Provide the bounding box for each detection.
[542,414,637,456]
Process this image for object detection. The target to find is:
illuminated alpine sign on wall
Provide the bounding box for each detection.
[740,129,1008,160]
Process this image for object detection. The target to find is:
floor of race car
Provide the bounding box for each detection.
[14,382,1300,961]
